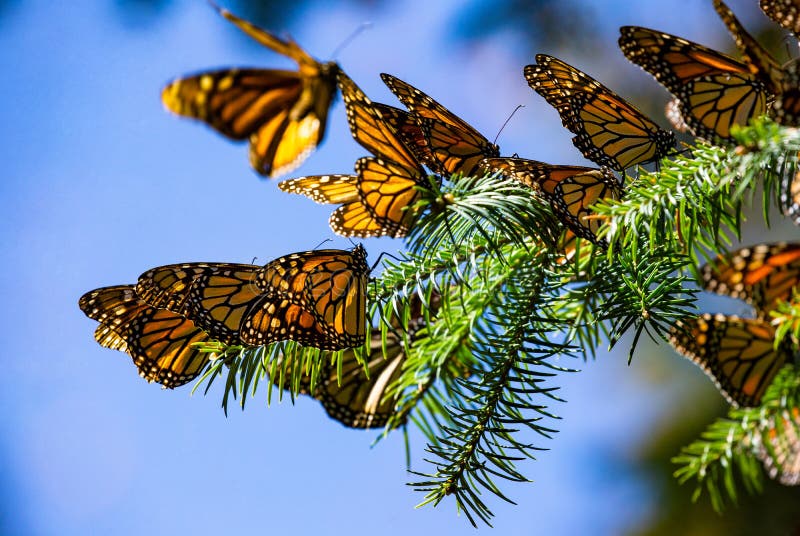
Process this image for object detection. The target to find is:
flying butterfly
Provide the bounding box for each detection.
[161,4,340,177]
[668,313,792,407]
[619,26,771,142]
[701,241,800,316]
[279,72,429,237]
[481,157,622,246]
[525,54,675,172]
[761,0,800,35]
[380,73,500,176]
[79,285,213,388]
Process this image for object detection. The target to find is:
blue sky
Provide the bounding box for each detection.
[2,0,798,534]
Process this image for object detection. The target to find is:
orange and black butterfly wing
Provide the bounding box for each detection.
[526,55,674,171]
[79,286,212,388]
[252,246,368,348]
[185,266,264,345]
[313,331,406,428]
[482,157,621,245]
[255,247,367,302]
[302,247,368,348]
[162,6,339,177]
[381,73,499,176]
[713,0,783,93]
[80,285,150,352]
[618,26,769,142]
[240,293,343,350]
[135,262,257,313]
[339,72,428,236]
[371,102,436,168]
[668,314,788,407]
[701,242,800,315]
[761,0,800,34]
[337,72,424,171]
[278,173,399,238]
[125,308,212,388]
[352,157,423,236]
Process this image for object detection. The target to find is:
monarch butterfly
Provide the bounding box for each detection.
[273,329,409,429]
[481,157,622,245]
[134,247,369,350]
[79,285,212,388]
[761,0,800,35]
[380,73,500,176]
[619,26,771,142]
[371,102,435,168]
[755,406,800,485]
[253,245,369,347]
[279,72,428,237]
[525,54,675,172]
[272,290,448,428]
[701,241,800,316]
[161,4,340,177]
[668,313,791,407]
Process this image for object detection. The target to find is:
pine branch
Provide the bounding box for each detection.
[407,247,577,527]
[672,365,800,511]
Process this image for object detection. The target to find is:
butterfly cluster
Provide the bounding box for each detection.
[82,2,800,452]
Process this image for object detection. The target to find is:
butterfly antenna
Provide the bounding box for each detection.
[330,22,373,60]
[207,0,226,17]
[251,256,258,264]
[369,251,404,273]
[312,238,333,250]
[493,104,524,145]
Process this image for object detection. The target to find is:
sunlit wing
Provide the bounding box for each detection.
[526,54,674,171]
[618,26,770,142]
[79,285,212,388]
[380,73,500,176]
[254,246,369,348]
[713,0,783,93]
[668,313,789,407]
[701,241,800,315]
[161,5,339,177]
[482,157,621,245]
